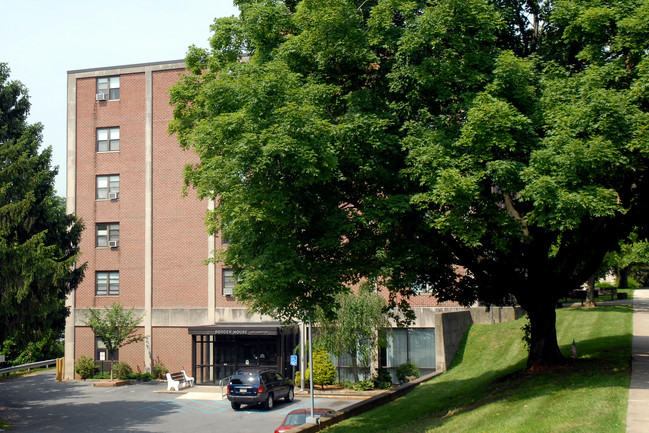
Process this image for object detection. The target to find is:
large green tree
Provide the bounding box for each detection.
[170,0,649,366]
[0,63,85,360]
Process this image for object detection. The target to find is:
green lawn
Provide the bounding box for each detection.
[326,303,632,433]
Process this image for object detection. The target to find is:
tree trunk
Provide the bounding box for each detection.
[524,301,564,367]
[351,354,359,382]
[585,274,597,308]
[618,266,630,289]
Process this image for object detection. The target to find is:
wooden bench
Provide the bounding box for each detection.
[166,370,194,391]
[567,289,599,306]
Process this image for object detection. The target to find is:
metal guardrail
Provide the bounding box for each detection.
[0,358,57,375]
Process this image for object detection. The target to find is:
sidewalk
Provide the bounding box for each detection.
[154,384,227,400]
[627,288,649,433]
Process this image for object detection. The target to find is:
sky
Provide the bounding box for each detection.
[2,0,239,196]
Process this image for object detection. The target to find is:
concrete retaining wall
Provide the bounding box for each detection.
[435,306,524,372]
[470,306,525,324]
[435,310,472,372]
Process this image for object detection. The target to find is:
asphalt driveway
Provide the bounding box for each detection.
[0,370,359,433]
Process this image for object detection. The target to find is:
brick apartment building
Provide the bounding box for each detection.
[64,60,462,383]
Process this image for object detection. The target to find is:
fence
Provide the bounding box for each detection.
[0,358,58,376]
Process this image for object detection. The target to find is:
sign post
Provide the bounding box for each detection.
[290,354,297,383]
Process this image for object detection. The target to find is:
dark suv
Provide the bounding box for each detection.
[226,369,294,410]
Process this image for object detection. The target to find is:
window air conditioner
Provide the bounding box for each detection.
[109,241,119,248]
[109,192,119,200]
[223,288,233,297]
[96,93,108,101]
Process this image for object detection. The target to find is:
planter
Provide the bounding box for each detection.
[93,380,129,387]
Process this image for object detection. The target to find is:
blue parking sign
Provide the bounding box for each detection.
[290,355,298,366]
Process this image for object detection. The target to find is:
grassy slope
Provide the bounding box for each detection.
[326,304,632,433]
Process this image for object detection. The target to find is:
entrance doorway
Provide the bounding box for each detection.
[189,323,298,384]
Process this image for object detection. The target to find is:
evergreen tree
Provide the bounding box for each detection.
[307,347,337,388]
[0,63,85,361]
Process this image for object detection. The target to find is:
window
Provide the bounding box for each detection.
[412,282,432,295]
[223,269,236,296]
[412,275,433,295]
[96,175,119,200]
[382,328,435,368]
[96,223,119,247]
[97,76,120,100]
[96,271,119,296]
[96,337,118,362]
[96,127,119,152]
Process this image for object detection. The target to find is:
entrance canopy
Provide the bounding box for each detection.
[187,322,295,336]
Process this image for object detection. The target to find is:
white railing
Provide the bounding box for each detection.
[219,376,231,398]
[0,359,57,375]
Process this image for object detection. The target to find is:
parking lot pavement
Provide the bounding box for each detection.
[0,370,361,433]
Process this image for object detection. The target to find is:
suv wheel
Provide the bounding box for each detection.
[285,388,294,402]
[231,402,241,411]
[263,393,274,410]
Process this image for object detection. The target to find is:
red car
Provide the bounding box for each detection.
[274,408,336,433]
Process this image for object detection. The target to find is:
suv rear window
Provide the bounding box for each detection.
[230,373,260,385]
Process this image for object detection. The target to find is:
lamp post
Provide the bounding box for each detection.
[305,315,316,424]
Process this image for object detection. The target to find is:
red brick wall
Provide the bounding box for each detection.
[118,332,147,372]
[75,327,95,359]
[152,327,193,373]
[75,72,147,309]
[408,295,461,308]
[151,69,210,308]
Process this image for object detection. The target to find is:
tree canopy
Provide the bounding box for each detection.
[170,0,649,365]
[83,303,144,380]
[605,234,649,288]
[0,63,85,361]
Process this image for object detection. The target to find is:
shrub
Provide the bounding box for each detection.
[294,370,309,387]
[153,359,168,379]
[75,356,97,379]
[113,361,132,379]
[127,372,153,381]
[373,367,393,389]
[396,362,420,384]
[311,348,337,388]
[353,380,375,391]
[296,348,337,388]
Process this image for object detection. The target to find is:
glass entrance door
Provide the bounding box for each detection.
[214,343,236,383]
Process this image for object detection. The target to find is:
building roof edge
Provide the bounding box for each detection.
[67,59,186,75]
